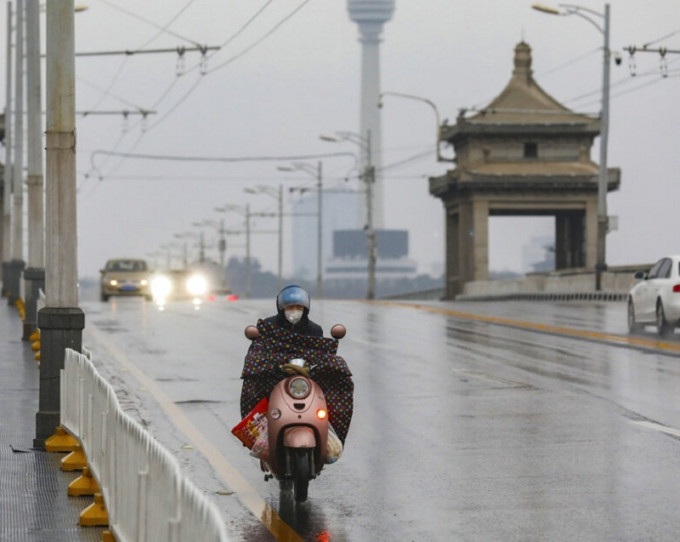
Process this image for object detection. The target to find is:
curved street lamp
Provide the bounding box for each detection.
[216,204,251,298]
[278,162,324,297]
[244,185,283,290]
[377,91,454,163]
[319,131,377,300]
[532,2,611,291]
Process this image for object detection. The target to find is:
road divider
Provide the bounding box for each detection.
[58,347,230,541]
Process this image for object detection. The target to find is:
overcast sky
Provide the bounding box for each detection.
[1,0,679,280]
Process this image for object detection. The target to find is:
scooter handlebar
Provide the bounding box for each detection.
[244,325,260,340]
[330,324,346,340]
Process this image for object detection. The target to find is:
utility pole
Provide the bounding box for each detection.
[365,130,377,301]
[245,204,251,298]
[24,0,45,340]
[36,0,84,448]
[595,4,610,291]
[316,161,323,298]
[2,1,13,297]
[7,0,25,304]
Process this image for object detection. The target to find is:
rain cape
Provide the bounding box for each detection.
[240,319,354,444]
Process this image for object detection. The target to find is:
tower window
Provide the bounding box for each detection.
[524,142,538,158]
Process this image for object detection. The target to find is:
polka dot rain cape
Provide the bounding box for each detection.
[240,319,354,444]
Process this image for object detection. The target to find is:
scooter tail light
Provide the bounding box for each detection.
[316,409,327,420]
[673,284,680,293]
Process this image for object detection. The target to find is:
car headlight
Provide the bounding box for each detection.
[186,274,208,296]
[109,279,118,286]
[288,377,310,399]
[141,279,148,286]
[151,275,173,298]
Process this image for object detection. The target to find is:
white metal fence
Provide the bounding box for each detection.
[61,348,231,542]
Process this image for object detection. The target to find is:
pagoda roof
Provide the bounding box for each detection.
[458,42,596,127]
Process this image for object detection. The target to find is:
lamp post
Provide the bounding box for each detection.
[216,204,251,298]
[532,2,611,290]
[2,2,13,297]
[377,91,454,163]
[193,219,228,279]
[23,0,46,339]
[278,161,324,297]
[320,131,376,300]
[7,0,26,305]
[244,185,283,290]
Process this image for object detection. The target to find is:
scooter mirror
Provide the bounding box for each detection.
[330,324,346,340]
[244,325,260,340]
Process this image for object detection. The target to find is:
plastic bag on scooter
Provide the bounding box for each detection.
[249,424,269,460]
[326,423,343,464]
[231,397,268,450]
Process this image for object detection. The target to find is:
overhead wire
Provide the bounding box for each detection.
[85,0,312,186]
[82,0,200,181]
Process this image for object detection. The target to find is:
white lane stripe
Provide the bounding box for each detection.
[631,420,680,439]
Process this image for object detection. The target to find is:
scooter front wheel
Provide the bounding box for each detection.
[293,449,310,502]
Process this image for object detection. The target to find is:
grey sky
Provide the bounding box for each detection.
[1,0,678,279]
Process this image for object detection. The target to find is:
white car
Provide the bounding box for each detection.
[627,255,680,336]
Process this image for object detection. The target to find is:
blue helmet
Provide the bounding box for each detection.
[276,285,310,312]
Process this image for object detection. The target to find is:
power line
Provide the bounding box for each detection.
[86,0,310,182]
[206,0,313,74]
[93,0,202,48]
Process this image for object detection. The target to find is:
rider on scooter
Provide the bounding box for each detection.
[264,285,322,337]
[239,285,353,445]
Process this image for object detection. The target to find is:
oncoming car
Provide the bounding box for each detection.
[100,259,152,301]
[627,254,680,336]
[150,269,210,304]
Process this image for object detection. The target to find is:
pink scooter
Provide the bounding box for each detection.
[244,324,346,502]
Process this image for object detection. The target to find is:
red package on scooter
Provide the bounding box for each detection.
[231,397,268,449]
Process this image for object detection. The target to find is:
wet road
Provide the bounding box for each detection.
[79,298,680,541]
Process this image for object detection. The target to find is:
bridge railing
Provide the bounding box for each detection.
[60,348,230,542]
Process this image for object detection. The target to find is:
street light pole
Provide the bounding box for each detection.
[378,91,455,162]
[37,0,84,448]
[596,3,611,291]
[278,161,325,297]
[244,185,283,290]
[2,2,13,296]
[532,2,611,290]
[24,0,46,339]
[320,131,376,299]
[315,161,323,297]
[216,204,252,298]
[365,132,376,300]
[8,0,26,304]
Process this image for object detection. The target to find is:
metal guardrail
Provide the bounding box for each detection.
[455,291,628,302]
[61,348,230,542]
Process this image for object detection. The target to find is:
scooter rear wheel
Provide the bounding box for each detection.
[293,449,310,502]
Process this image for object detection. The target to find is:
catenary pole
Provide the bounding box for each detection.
[595,4,610,291]
[23,0,45,339]
[2,2,13,294]
[36,0,84,448]
[6,0,25,303]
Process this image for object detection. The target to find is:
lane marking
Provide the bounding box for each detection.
[376,301,680,354]
[631,420,680,439]
[85,325,303,542]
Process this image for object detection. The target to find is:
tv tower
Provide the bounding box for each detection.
[346,0,395,230]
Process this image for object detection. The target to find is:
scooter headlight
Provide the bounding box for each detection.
[289,377,310,399]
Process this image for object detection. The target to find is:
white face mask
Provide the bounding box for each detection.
[285,308,304,325]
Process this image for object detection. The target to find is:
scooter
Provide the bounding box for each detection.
[244,323,346,502]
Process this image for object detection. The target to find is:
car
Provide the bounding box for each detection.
[100,259,152,301]
[150,269,210,303]
[627,255,680,336]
